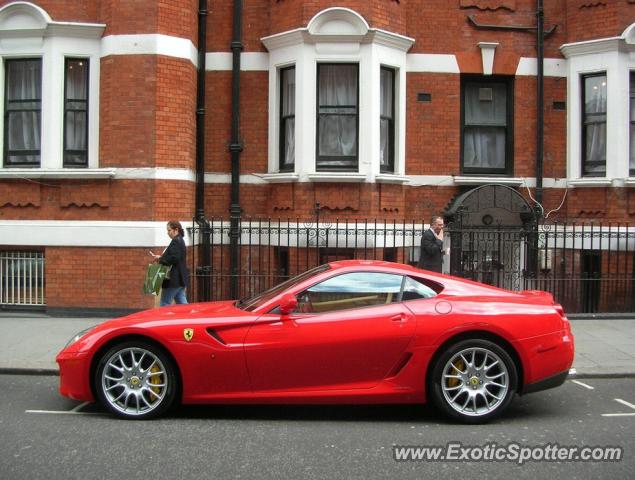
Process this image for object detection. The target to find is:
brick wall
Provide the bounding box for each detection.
[1,0,633,313]
[565,0,635,43]
[45,247,157,310]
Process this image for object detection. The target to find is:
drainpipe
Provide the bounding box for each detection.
[229,0,244,299]
[195,0,208,223]
[535,0,544,209]
[195,0,211,300]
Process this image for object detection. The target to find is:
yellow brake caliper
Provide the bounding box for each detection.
[447,359,465,388]
[149,364,162,401]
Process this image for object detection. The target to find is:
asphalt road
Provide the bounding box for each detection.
[0,375,633,479]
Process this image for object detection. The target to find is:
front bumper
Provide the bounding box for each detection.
[56,350,94,402]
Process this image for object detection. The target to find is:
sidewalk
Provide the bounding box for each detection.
[0,312,634,377]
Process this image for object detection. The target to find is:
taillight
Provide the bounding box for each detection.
[554,303,571,332]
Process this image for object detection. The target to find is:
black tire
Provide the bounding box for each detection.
[94,340,178,419]
[428,338,518,423]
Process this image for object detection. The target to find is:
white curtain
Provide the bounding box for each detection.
[464,83,506,169]
[584,75,607,174]
[318,65,357,165]
[64,60,88,165]
[281,67,295,168]
[6,60,41,165]
[380,68,393,170]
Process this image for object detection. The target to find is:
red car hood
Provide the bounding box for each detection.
[104,300,254,328]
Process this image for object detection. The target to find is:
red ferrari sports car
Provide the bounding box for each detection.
[57,260,574,422]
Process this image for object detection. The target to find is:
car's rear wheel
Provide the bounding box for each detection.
[429,339,518,423]
[94,341,177,419]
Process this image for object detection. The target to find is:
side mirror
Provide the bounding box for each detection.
[279,294,298,316]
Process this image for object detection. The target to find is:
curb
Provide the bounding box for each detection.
[0,368,59,376]
[569,372,635,379]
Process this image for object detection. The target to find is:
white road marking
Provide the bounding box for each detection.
[26,402,101,416]
[70,402,90,413]
[24,410,102,415]
[601,398,635,417]
[614,398,635,410]
[571,380,594,390]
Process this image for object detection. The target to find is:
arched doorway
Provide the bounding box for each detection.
[444,184,537,290]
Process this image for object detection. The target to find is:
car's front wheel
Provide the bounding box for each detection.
[429,339,518,423]
[94,341,178,419]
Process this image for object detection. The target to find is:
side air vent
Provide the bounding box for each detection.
[206,328,227,345]
[386,352,413,378]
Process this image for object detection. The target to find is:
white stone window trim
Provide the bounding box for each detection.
[262,7,414,184]
[453,176,524,187]
[0,2,104,174]
[567,178,613,187]
[0,167,114,179]
[561,23,635,185]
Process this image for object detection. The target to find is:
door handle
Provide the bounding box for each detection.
[391,313,407,322]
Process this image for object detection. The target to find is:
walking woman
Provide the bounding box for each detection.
[152,220,189,306]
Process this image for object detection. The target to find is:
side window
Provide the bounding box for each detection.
[279,66,295,172]
[581,73,607,176]
[316,63,359,171]
[296,272,402,314]
[63,58,89,167]
[402,276,438,301]
[461,76,513,175]
[4,59,42,167]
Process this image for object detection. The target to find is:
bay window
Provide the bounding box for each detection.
[263,7,413,182]
[0,1,103,173]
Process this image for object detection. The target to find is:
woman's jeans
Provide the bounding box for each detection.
[160,287,188,306]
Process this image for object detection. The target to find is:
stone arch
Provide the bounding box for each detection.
[306,7,369,38]
[622,22,635,44]
[0,2,51,33]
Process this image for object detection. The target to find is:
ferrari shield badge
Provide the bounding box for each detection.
[183,328,194,342]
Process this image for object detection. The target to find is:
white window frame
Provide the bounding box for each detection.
[561,22,635,187]
[0,2,105,177]
[261,7,413,184]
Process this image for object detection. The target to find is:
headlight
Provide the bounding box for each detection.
[64,326,96,348]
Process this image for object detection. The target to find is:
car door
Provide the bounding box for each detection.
[244,272,416,392]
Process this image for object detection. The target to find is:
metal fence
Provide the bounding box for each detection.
[0,251,45,307]
[188,218,635,314]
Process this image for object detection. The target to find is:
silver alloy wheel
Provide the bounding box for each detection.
[100,347,168,417]
[440,346,509,417]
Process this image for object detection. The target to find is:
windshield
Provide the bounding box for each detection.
[236,264,331,311]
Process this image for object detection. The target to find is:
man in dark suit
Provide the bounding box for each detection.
[417,215,447,273]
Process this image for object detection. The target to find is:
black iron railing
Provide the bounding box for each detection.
[188,218,635,314]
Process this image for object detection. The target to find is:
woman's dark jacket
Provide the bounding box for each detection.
[159,235,189,288]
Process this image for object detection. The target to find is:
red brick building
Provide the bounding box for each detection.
[0,1,633,314]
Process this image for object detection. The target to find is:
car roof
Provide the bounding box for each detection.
[328,259,421,274]
[326,259,515,296]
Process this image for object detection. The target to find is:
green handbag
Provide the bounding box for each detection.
[143,263,171,296]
